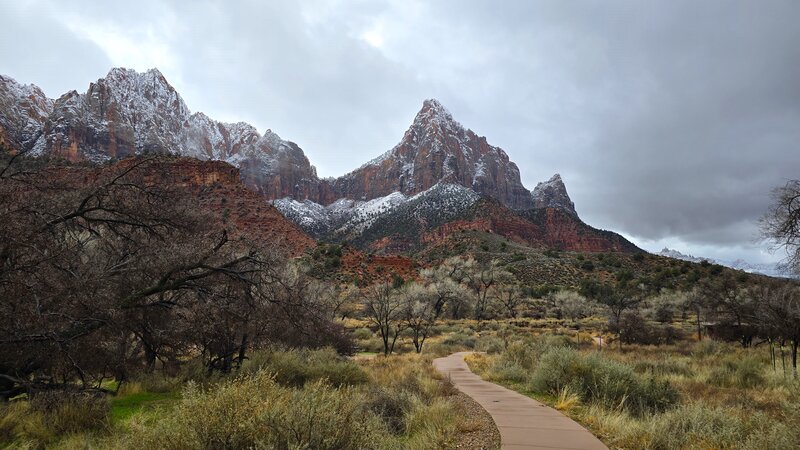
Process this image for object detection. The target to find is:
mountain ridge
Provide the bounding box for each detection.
[0,67,641,256]
[656,247,795,279]
[0,68,568,212]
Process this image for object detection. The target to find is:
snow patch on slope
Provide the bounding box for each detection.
[274,182,481,239]
[656,248,796,279]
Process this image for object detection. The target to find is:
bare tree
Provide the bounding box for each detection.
[400,283,437,353]
[495,282,525,319]
[419,265,470,318]
[0,154,352,397]
[753,281,800,378]
[447,258,509,322]
[699,273,756,347]
[584,280,645,349]
[683,288,705,342]
[548,290,592,323]
[360,282,405,356]
[761,179,800,275]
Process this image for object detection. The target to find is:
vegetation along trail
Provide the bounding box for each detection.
[434,352,608,450]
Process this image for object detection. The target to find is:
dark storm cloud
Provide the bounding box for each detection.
[1,0,798,262]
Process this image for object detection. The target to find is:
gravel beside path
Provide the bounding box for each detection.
[446,390,502,449]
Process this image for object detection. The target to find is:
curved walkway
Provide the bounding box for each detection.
[433,352,607,450]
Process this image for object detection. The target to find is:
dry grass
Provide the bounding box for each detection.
[467,333,800,449]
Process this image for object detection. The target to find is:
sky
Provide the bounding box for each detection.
[2,0,799,264]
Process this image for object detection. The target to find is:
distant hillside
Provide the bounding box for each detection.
[656,248,795,279]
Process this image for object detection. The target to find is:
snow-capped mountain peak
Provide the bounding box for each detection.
[0,75,54,152]
[531,173,578,217]
[655,248,795,279]
[335,99,535,209]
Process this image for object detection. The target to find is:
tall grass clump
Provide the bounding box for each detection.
[0,392,110,447]
[603,404,800,450]
[705,356,765,389]
[530,347,679,416]
[125,353,459,450]
[485,335,575,383]
[240,347,369,387]
[127,373,383,450]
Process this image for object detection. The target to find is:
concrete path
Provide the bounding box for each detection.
[433,352,608,450]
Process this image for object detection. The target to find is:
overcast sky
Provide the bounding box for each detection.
[2,0,799,264]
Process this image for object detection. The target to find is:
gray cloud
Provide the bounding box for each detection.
[1,0,798,263]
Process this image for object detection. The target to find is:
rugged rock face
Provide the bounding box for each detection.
[2,68,618,255]
[517,207,639,253]
[1,69,573,213]
[0,75,52,151]
[531,173,578,217]
[333,99,533,209]
[0,69,324,202]
[420,198,640,253]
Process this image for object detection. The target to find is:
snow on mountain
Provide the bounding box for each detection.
[0,74,53,152]
[273,192,407,237]
[332,99,534,209]
[0,67,325,201]
[655,248,795,279]
[531,173,577,217]
[2,69,587,230]
[274,182,481,240]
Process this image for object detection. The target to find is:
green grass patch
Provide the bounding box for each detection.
[111,391,180,423]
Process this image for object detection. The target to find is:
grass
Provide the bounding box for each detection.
[3,317,797,449]
[0,348,465,449]
[110,391,180,423]
[466,333,800,449]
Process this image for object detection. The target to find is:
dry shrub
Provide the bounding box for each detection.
[0,391,109,447]
[530,347,679,416]
[241,347,369,387]
[127,373,383,450]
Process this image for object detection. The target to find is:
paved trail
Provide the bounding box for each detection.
[433,352,608,450]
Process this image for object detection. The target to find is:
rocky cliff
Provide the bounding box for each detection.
[2,68,624,254]
[422,198,639,253]
[0,69,324,202]
[0,71,556,212]
[332,99,534,209]
[531,173,577,217]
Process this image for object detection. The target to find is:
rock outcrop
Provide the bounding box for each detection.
[422,198,639,253]
[0,69,325,203]
[106,157,316,255]
[333,99,533,209]
[1,69,570,213]
[0,75,52,151]
[531,173,578,217]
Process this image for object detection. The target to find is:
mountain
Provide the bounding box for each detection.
[0,75,52,151]
[531,174,578,217]
[331,99,533,209]
[0,69,571,212]
[276,181,639,254]
[421,197,639,254]
[0,69,325,202]
[655,248,795,279]
[1,67,637,255]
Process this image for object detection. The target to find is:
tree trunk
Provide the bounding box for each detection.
[696,309,702,341]
[380,327,390,356]
[792,340,798,379]
[770,339,776,371]
[780,342,787,378]
[389,329,401,355]
[143,343,157,373]
[236,333,248,370]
